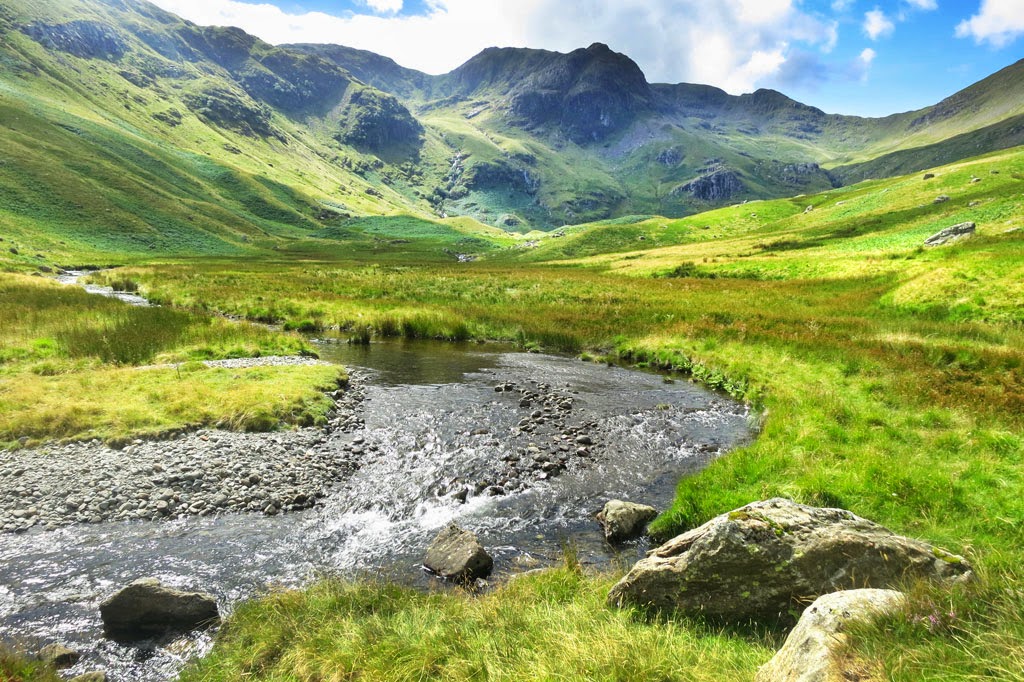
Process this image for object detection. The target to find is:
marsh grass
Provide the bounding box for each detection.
[0,274,344,446]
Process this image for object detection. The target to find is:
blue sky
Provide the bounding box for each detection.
[151,0,1024,117]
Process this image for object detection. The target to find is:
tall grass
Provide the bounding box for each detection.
[181,562,777,682]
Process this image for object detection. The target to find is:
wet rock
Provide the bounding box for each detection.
[99,578,220,638]
[596,500,658,542]
[69,673,107,682]
[424,525,493,582]
[755,589,906,682]
[37,643,80,668]
[925,221,975,247]
[607,498,971,621]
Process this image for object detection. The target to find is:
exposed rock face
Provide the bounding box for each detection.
[673,169,744,202]
[755,589,906,682]
[336,87,423,154]
[607,498,971,621]
[501,43,652,143]
[182,85,278,139]
[424,525,493,582]
[596,500,657,542]
[21,21,127,60]
[99,578,220,638]
[924,221,976,246]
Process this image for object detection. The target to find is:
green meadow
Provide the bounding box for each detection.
[3,146,1023,680]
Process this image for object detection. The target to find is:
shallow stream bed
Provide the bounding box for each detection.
[0,336,753,681]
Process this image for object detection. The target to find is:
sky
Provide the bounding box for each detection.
[149,0,1024,117]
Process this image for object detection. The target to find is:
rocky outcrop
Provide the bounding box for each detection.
[21,21,127,60]
[182,85,279,139]
[672,169,744,202]
[336,87,422,155]
[424,525,493,582]
[596,500,657,542]
[755,589,906,682]
[99,578,220,638]
[607,498,971,621]
[924,221,976,246]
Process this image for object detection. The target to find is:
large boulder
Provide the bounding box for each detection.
[756,589,906,682]
[925,221,975,246]
[424,525,493,582]
[99,578,220,638]
[596,500,658,542]
[607,498,971,621]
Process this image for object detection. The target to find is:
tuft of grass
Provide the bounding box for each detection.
[0,646,61,682]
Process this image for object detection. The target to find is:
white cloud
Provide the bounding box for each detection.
[831,0,854,10]
[906,0,937,9]
[149,0,843,94]
[364,0,403,14]
[956,0,1024,47]
[863,8,895,40]
[859,47,876,64]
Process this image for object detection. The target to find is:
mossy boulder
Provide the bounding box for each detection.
[607,498,971,621]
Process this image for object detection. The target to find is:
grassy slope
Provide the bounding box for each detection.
[73,149,1016,681]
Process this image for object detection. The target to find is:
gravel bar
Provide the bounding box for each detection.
[0,374,367,534]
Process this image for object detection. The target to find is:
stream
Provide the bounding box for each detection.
[0,280,754,681]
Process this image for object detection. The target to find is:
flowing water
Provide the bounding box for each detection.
[0,334,753,681]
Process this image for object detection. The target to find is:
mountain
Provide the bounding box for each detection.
[1,0,1023,256]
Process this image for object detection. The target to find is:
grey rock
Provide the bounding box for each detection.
[424,525,493,582]
[596,500,658,542]
[99,577,220,637]
[923,173,935,180]
[933,194,950,203]
[607,498,971,621]
[38,642,80,668]
[755,589,906,682]
[925,221,975,246]
[69,672,107,682]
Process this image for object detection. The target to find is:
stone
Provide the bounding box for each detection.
[933,194,950,203]
[922,173,935,180]
[99,577,220,638]
[755,589,906,682]
[38,643,80,668]
[607,498,971,621]
[70,673,107,682]
[424,524,493,582]
[596,500,658,542]
[924,221,976,246]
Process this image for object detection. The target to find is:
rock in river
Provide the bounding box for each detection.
[37,642,80,668]
[607,498,971,621]
[596,500,657,542]
[99,577,220,638]
[424,525,493,582]
[755,589,906,682]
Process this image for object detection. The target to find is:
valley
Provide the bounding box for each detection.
[0,0,1023,680]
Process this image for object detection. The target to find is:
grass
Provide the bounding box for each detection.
[181,560,778,682]
[0,647,60,682]
[0,273,345,447]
